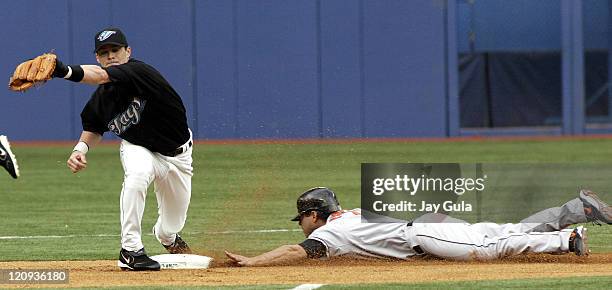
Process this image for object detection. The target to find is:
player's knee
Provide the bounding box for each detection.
[123,171,153,189]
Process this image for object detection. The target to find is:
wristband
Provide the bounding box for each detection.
[63,66,73,79]
[66,65,85,82]
[52,59,70,78]
[73,141,89,154]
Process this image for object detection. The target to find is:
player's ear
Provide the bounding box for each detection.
[306,211,318,221]
[125,46,132,57]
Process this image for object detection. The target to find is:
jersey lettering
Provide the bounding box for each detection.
[329,209,361,222]
[108,98,147,136]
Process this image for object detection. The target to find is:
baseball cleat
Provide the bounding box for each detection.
[568,226,589,256]
[0,135,19,179]
[118,248,160,271]
[579,189,612,225]
[163,234,192,254]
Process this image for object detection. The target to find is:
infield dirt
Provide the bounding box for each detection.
[1,253,611,288]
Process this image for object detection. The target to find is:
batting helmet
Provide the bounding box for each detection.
[291,187,342,221]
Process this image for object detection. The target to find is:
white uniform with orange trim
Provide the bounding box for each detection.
[307,209,574,261]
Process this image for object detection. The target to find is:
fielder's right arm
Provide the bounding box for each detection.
[79,65,111,85]
[54,59,111,86]
[67,131,102,173]
[8,53,111,91]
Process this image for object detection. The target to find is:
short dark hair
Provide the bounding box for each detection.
[302,210,332,222]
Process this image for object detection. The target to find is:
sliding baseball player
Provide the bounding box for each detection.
[226,187,610,265]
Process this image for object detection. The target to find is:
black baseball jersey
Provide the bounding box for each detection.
[81,59,189,153]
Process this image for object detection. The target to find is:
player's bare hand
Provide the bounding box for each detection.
[67,151,88,173]
[225,250,252,266]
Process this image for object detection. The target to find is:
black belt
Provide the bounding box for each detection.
[161,140,192,157]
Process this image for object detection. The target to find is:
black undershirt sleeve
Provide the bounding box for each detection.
[103,60,165,100]
[298,239,327,259]
[104,63,136,83]
[81,101,107,135]
[104,64,142,94]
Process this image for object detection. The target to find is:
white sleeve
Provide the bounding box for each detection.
[308,225,348,258]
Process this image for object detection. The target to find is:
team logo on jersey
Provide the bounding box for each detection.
[98,30,117,41]
[108,98,147,136]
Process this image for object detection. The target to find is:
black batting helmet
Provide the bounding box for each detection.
[291,187,342,221]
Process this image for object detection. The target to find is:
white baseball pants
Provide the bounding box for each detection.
[119,135,193,251]
[407,222,572,261]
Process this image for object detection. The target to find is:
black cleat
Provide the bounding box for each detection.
[579,189,612,225]
[163,235,192,254]
[0,135,19,179]
[117,248,160,271]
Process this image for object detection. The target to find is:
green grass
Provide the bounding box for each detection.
[1,139,612,261]
[27,275,612,289]
[323,275,612,289]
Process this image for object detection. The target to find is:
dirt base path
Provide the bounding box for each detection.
[1,254,611,288]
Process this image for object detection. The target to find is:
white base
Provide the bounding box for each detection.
[149,254,213,269]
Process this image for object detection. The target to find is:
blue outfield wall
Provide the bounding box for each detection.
[0,0,451,140]
[0,0,608,140]
[0,1,72,140]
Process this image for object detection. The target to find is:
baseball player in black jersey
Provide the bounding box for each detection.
[52,27,193,271]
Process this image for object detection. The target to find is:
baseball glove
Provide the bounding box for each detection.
[8,53,57,92]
